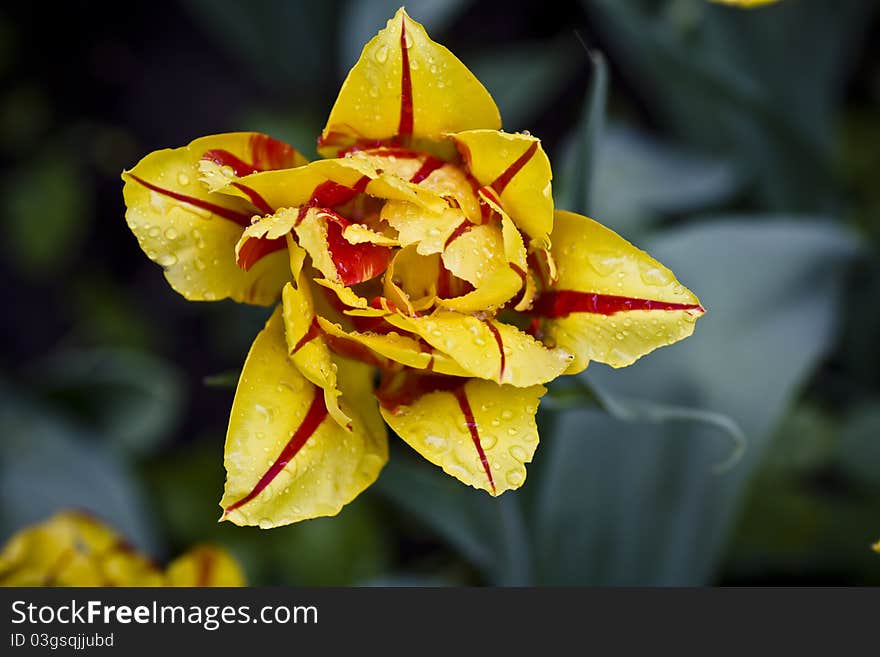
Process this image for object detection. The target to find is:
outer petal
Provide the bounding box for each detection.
[0,512,161,586]
[380,377,545,496]
[282,280,351,429]
[535,211,705,373]
[220,308,387,527]
[164,546,246,587]
[319,8,500,154]
[453,130,553,248]
[386,310,573,386]
[122,133,303,305]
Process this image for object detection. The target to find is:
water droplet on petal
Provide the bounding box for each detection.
[506,469,524,486]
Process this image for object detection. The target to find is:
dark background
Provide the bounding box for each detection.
[1,0,879,585]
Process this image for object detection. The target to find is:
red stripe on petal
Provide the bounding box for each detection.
[127,174,251,227]
[531,290,704,318]
[201,150,261,177]
[291,317,321,354]
[325,220,393,285]
[398,17,414,137]
[454,387,496,494]
[249,133,299,170]
[223,387,327,515]
[409,156,444,184]
[231,182,273,215]
[444,219,473,249]
[196,550,215,587]
[309,176,371,208]
[490,141,538,195]
[237,236,286,271]
[484,321,506,382]
[375,371,462,414]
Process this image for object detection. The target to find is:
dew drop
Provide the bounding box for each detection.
[164,227,178,240]
[587,251,625,276]
[374,44,388,63]
[509,445,528,462]
[506,469,524,486]
[177,173,190,186]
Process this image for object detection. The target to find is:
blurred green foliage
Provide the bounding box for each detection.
[1,0,879,586]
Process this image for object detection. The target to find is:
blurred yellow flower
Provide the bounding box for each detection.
[121,8,704,528]
[710,0,780,7]
[0,512,244,587]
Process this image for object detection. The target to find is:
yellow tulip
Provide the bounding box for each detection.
[0,512,245,586]
[121,8,704,528]
[710,0,780,7]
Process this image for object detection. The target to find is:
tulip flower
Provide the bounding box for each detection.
[0,512,244,586]
[710,0,780,7]
[122,8,704,528]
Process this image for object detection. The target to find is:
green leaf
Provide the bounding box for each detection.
[545,377,746,474]
[583,0,874,211]
[182,0,337,91]
[4,149,91,277]
[375,447,533,585]
[533,218,861,585]
[468,37,582,131]
[838,403,880,490]
[143,440,391,586]
[203,369,240,389]
[28,348,185,459]
[0,385,158,554]
[588,125,742,237]
[556,47,607,217]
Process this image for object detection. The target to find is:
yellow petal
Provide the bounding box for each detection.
[441,224,505,286]
[355,152,482,223]
[381,200,464,255]
[380,376,545,495]
[386,310,572,386]
[343,222,399,246]
[317,316,471,377]
[710,0,779,7]
[435,220,521,312]
[383,245,440,313]
[282,281,351,429]
[164,545,246,586]
[122,133,303,305]
[453,130,553,248]
[319,8,500,154]
[434,268,522,313]
[220,307,387,527]
[536,211,705,373]
[0,512,161,586]
[313,277,370,309]
[227,154,446,216]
